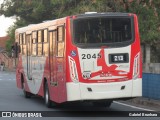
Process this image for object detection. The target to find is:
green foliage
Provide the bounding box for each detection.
[127,0,160,44]
[0,0,53,24]
[5,24,17,56]
[0,0,160,52]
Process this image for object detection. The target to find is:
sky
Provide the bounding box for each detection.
[0,0,16,37]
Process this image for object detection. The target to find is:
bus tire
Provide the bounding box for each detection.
[92,100,113,108]
[22,82,31,98]
[44,82,52,108]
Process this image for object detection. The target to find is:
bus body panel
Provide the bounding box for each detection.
[16,17,68,103]
[15,13,142,104]
[66,78,142,101]
[66,45,142,101]
[65,13,142,101]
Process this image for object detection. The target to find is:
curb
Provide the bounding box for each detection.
[124,97,160,111]
[132,97,160,108]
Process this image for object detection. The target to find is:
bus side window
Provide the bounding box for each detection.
[53,31,56,56]
[19,34,23,54]
[32,31,37,56]
[23,33,27,55]
[42,29,49,56]
[19,33,26,55]
[57,26,64,57]
[37,30,42,56]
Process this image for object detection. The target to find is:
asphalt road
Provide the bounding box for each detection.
[0,71,159,120]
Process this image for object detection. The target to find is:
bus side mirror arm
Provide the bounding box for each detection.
[12,42,21,58]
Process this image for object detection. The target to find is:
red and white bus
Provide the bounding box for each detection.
[15,12,142,108]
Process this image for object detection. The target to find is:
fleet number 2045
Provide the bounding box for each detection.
[82,53,101,59]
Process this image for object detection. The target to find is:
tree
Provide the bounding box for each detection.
[125,0,160,44]
[5,24,17,56]
[0,0,160,55]
[0,0,53,24]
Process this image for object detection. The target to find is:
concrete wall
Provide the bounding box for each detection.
[143,73,160,100]
[142,44,160,74]
[143,63,160,74]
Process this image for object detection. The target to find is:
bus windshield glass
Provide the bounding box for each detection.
[72,17,134,46]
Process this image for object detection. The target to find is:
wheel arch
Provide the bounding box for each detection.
[43,77,48,96]
[43,77,47,88]
[21,73,24,89]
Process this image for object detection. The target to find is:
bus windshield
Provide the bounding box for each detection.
[72,17,134,46]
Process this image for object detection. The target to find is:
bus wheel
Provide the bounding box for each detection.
[44,82,52,108]
[92,100,113,108]
[22,82,31,98]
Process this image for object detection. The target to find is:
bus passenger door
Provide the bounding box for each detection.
[26,34,32,80]
[49,25,67,103]
[49,30,58,102]
[56,25,66,103]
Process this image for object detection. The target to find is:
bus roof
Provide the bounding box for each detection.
[16,12,134,34]
[16,17,66,34]
[74,12,134,18]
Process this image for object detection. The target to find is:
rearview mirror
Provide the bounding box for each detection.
[12,42,21,58]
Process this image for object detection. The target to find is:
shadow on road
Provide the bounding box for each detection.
[24,96,128,117]
[30,95,117,111]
